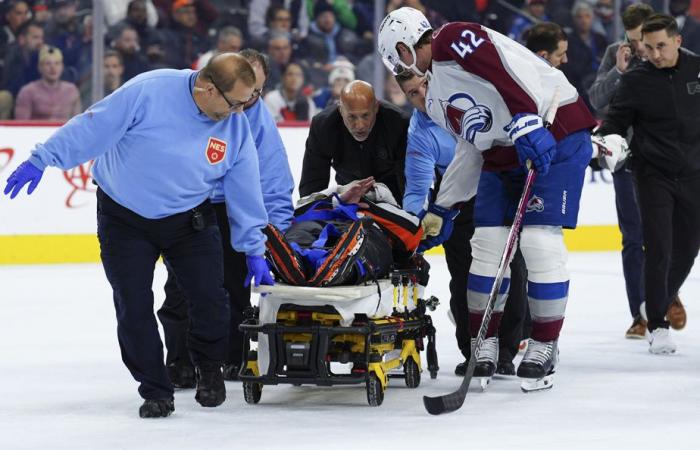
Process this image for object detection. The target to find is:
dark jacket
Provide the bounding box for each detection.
[299,101,410,203]
[598,49,700,178]
[588,41,645,117]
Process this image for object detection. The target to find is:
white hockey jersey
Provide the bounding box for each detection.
[426,22,596,208]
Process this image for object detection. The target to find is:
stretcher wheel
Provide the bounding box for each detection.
[366,373,384,407]
[242,370,262,404]
[403,358,421,388]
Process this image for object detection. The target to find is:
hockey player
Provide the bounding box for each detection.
[378,7,597,391]
[395,69,529,381]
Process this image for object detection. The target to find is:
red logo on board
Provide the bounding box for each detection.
[206,137,227,165]
[0,148,15,174]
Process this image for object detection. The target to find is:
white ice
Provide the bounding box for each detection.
[1,253,699,450]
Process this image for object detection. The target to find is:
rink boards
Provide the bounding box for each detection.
[0,122,620,264]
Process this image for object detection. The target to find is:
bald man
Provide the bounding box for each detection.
[299,80,410,202]
[3,53,273,418]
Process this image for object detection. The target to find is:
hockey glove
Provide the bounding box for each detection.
[417,203,459,253]
[591,134,629,172]
[244,254,275,287]
[4,160,44,199]
[507,114,557,176]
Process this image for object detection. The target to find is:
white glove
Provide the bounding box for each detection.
[591,134,630,172]
[421,212,443,237]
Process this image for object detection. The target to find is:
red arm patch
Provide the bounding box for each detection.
[432,22,538,116]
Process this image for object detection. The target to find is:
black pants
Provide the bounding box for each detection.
[96,189,229,400]
[635,170,700,330]
[613,167,645,318]
[442,199,528,361]
[157,202,251,368]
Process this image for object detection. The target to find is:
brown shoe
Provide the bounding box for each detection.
[625,316,648,339]
[667,295,687,330]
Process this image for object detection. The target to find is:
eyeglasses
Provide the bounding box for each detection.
[209,75,249,111]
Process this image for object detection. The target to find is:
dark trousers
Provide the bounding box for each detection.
[157,202,251,368]
[442,199,528,361]
[613,167,645,318]
[96,189,229,400]
[635,170,700,330]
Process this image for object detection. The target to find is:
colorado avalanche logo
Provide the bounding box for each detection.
[441,93,493,144]
[527,195,545,213]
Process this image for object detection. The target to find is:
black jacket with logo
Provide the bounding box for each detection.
[598,49,700,178]
[299,101,410,203]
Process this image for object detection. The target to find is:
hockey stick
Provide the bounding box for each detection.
[423,90,560,416]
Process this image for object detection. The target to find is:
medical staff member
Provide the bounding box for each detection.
[3,53,274,418]
[158,49,295,387]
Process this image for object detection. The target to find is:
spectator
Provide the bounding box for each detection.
[44,0,86,82]
[31,1,52,26]
[508,0,550,44]
[307,0,358,32]
[670,0,700,54]
[1,20,44,97]
[194,26,243,70]
[525,21,569,68]
[109,0,161,49]
[104,0,159,28]
[152,0,218,35]
[14,45,81,120]
[562,2,608,107]
[80,50,126,108]
[161,0,211,69]
[266,31,294,89]
[593,0,616,44]
[264,62,316,122]
[1,1,31,74]
[111,25,149,81]
[384,74,412,115]
[313,59,354,108]
[248,2,309,45]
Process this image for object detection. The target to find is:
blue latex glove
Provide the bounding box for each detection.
[4,160,44,199]
[245,254,275,287]
[508,114,557,175]
[417,203,459,253]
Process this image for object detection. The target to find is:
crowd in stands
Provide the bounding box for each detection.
[1,0,700,122]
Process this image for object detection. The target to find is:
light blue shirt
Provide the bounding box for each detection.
[210,98,294,231]
[402,109,457,216]
[29,69,268,255]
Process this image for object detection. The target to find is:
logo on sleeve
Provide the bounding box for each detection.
[206,137,227,165]
[440,93,493,144]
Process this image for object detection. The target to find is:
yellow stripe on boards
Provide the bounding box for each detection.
[0,225,622,265]
[423,225,622,256]
[0,234,101,264]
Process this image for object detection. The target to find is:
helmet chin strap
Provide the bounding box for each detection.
[398,45,425,77]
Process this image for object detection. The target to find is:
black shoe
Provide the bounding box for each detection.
[222,363,240,381]
[496,360,516,376]
[195,362,226,407]
[167,363,196,389]
[139,398,174,418]
[454,360,468,376]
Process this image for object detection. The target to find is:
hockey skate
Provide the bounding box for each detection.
[517,339,558,393]
[471,336,498,391]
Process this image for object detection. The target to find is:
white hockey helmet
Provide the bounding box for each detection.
[377,7,433,76]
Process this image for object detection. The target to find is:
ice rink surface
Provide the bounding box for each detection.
[0,252,698,450]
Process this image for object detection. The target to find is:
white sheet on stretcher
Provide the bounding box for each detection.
[251,280,401,375]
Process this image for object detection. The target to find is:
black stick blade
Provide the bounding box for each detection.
[423,393,464,415]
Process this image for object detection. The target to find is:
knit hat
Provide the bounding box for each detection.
[329,62,355,84]
[172,0,194,12]
[313,1,335,19]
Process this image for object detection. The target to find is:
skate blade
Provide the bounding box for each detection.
[520,375,554,393]
[476,377,491,391]
[649,347,677,355]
